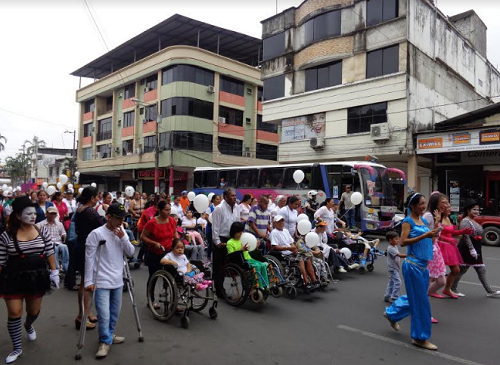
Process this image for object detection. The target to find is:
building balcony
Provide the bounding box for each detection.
[219,91,246,108]
[256,130,279,143]
[81,136,93,146]
[83,111,94,122]
[144,89,158,103]
[121,126,134,138]
[96,131,112,141]
[122,98,136,109]
[218,122,245,137]
[142,121,156,134]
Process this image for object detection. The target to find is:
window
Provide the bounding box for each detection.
[159,131,213,152]
[219,170,237,188]
[305,61,342,92]
[218,137,242,157]
[257,115,278,133]
[283,167,312,188]
[123,111,135,128]
[83,123,93,137]
[203,171,218,187]
[145,74,158,91]
[160,97,213,120]
[220,76,244,96]
[145,104,158,122]
[106,96,113,112]
[219,106,244,126]
[366,45,399,78]
[82,147,92,161]
[97,144,111,159]
[259,168,285,188]
[124,83,135,99]
[257,87,263,101]
[367,0,398,27]
[143,136,156,153]
[263,32,286,61]
[305,10,341,46]
[122,140,133,155]
[162,64,214,87]
[97,118,112,141]
[256,143,278,161]
[347,102,387,134]
[48,167,53,177]
[263,75,285,101]
[237,169,259,187]
[84,100,95,113]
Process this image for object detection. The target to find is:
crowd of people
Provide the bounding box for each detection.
[0,185,498,361]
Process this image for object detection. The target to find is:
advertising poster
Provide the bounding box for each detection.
[449,180,460,213]
[281,113,326,142]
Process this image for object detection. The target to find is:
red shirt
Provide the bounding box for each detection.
[137,206,157,233]
[53,200,69,230]
[143,217,177,255]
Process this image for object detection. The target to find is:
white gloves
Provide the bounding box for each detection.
[50,270,60,289]
[470,249,478,259]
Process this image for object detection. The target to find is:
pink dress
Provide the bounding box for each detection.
[437,225,464,266]
[428,243,446,278]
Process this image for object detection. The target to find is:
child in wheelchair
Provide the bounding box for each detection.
[160,239,212,291]
[170,213,205,261]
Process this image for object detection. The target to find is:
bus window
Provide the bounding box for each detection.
[283,167,312,189]
[203,171,218,187]
[259,168,285,188]
[310,165,323,191]
[219,170,237,188]
[238,169,258,188]
[326,165,342,198]
[194,171,203,188]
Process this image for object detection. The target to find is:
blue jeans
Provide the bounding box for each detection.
[55,244,69,272]
[385,269,402,300]
[345,208,356,228]
[95,287,123,345]
[125,229,136,242]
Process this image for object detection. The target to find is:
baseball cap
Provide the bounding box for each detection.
[315,218,327,226]
[181,190,187,195]
[309,190,318,196]
[274,215,285,222]
[47,206,59,214]
[106,203,126,219]
[66,189,74,194]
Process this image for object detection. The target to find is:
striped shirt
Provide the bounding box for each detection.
[245,204,270,237]
[0,227,55,266]
[37,219,66,246]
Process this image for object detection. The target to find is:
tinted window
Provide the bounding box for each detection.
[84,100,95,113]
[263,75,285,101]
[218,137,242,157]
[305,61,342,92]
[161,97,213,120]
[256,143,278,161]
[124,83,135,99]
[83,123,93,137]
[283,167,312,188]
[219,170,237,188]
[106,96,113,112]
[257,87,264,102]
[257,115,278,133]
[144,135,156,153]
[146,75,157,90]
[367,0,398,26]
[263,32,286,61]
[123,111,135,128]
[219,106,244,126]
[97,144,111,159]
[97,118,112,141]
[305,10,341,46]
[366,45,399,78]
[145,104,158,122]
[203,171,218,187]
[259,168,284,188]
[220,75,244,96]
[122,140,133,155]
[161,64,214,87]
[160,131,213,152]
[238,169,259,187]
[82,147,92,161]
[347,102,387,134]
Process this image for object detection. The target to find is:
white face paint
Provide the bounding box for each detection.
[21,207,37,225]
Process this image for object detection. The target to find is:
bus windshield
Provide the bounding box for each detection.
[360,167,394,207]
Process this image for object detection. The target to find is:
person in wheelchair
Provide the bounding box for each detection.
[160,239,212,292]
[295,236,329,287]
[269,215,318,293]
[170,210,204,261]
[339,229,380,268]
[226,222,269,291]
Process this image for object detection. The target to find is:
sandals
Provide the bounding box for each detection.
[412,339,438,351]
[88,316,98,323]
[75,319,96,330]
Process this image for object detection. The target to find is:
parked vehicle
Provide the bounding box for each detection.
[475,215,500,247]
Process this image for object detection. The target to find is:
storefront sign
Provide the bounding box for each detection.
[281,113,325,142]
[417,127,500,154]
[138,169,165,179]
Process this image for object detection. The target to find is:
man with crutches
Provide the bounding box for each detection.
[83,204,135,359]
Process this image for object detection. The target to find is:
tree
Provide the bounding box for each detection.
[5,153,31,185]
[24,136,46,181]
[0,133,6,152]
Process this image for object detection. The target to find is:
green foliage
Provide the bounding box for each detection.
[5,153,31,185]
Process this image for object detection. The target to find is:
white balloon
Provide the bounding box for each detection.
[91,183,97,188]
[170,206,178,216]
[78,188,84,194]
[305,232,320,248]
[340,247,352,260]
[74,171,80,178]
[46,186,56,196]
[207,192,215,202]
[297,213,309,222]
[193,194,209,213]
[187,191,196,202]
[125,186,135,197]
[68,184,74,190]
[97,205,107,217]
[208,213,213,224]
[241,232,258,252]
[42,182,48,189]
[56,182,62,189]
[297,219,312,235]
[293,170,305,184]
[7,186,12,192]
[1,184,7,190]
[59,174,69,185]
[351,192,363,206]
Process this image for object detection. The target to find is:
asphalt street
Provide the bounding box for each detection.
[1,240,499,365]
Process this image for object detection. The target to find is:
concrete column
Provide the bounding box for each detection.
[407,154,419,192]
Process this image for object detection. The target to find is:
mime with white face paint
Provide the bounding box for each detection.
[0,196,58,364]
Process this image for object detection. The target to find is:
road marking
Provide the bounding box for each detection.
[484,257,500,261]
[337,325,487,365]
[460,280,500,289]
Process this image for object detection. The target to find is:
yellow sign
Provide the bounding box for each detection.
[418,137,443,149]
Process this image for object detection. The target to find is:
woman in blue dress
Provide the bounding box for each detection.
[383,192,440,350]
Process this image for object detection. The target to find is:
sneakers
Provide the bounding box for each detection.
[24,324,36,341]
[412,339,438,351]
[451,291,465,297]
[95,343,111,358]
[5,350,22,364]
[384,296,393,303]
[195,283,208,291]
[304,283,312,294]
[338,267,347,274]
[383,311,400,331]
[112,335,125,344]
[487,290,500,297]
[203,280,213,286]
[348,263,360,270]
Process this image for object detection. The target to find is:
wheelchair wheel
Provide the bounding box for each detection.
[367,264,374,272]
[264,255,285,279]
[250,288,265,304]
[180,315,190,329]
[191,287,209,313]
[147,270,178,322]
[285,286,298,299]
[223,263,250,306]
[270,286,283,298]
[209,307,218,319]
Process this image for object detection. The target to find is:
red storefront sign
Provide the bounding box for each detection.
[138,169,165,179]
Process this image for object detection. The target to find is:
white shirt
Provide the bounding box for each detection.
[270,205,281,220]
[312,228,333,259]
[197,218,207,226]
[269,228,294,255]
[279,206,298,237]
[239,203,250,222]
[163,252,190,274]
[212,200,240,245]
[84,225,135,289]
[63,198,77,215]
[181,216,197,229]
[173,203,184,219]
[268,202,276,212]
[314,206,335,234]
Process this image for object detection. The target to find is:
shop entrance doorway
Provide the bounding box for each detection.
[485,171,500,216]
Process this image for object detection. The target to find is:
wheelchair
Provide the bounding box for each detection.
[340,241,383,272]
[147,260,218,329]
[222,250,284,306]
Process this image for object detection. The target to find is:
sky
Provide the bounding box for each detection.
[1,0,500,164]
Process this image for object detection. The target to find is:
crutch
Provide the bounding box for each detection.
[75,240,106,360]
[123,254,144,343]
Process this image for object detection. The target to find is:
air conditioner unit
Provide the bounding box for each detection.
[310,137,325,149]
[144,87,150,93]
[247,88,252,95]
[118,92,123,98]
[207,85,215,94]
[370,122,391,141]
[244,147,251,158]
[142,118,148,124]
[218,117,226,124]
[114,146,120,153]
[135,148,142,155]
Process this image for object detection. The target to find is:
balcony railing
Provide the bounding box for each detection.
[97,131,112,141]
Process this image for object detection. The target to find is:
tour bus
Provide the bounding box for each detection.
[193,162,406,232]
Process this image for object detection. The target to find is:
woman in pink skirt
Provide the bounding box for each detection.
[436,203,472,298]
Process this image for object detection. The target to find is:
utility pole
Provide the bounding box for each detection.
[65,130,76,181]
[154,115,161,194]
[169,132,174,196]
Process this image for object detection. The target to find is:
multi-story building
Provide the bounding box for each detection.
[32,148,74,185]
[72,15,278,194]
[261,0,500,197]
